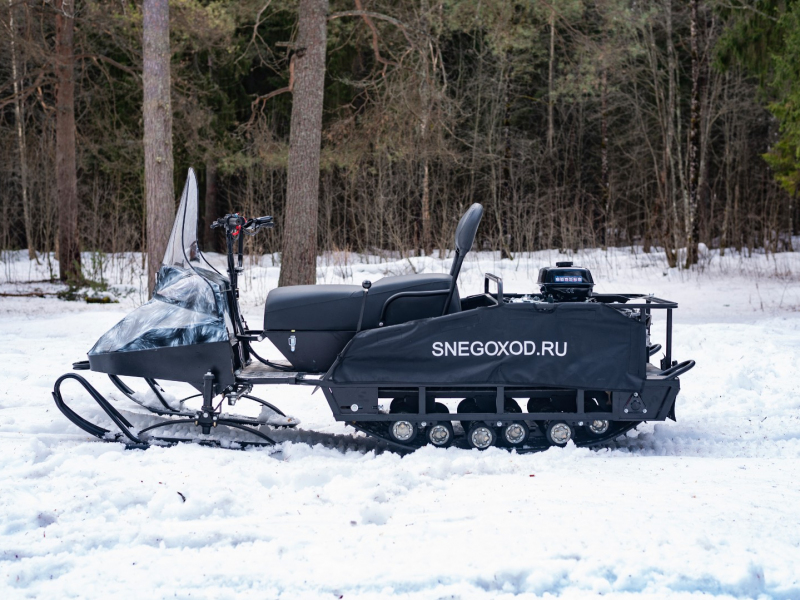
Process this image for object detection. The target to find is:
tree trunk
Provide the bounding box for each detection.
[143,0,174,296]
[600,66,609,248]
[204,158,219,252]
[685,0,701,267]
[421,157,431,255]
[278,0,328,287]
[9,0,35,261]
[721,73,733,257]
[500,58,513,260]
[55,0,80,282]
[418,3,432,256]
[547,7,556,154]
[664,0,680,268]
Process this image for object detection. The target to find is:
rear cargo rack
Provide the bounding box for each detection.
[593,294,678,365]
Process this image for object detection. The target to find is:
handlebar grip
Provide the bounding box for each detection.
[253,216,273,225]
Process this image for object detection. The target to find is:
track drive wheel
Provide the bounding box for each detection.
[545,421,574,447]
[501,421,529,447]
[425,401,453,447]
[389,419,417,444]
[467,423,497,450]
[426,422,454,447]
[585,419,610,436]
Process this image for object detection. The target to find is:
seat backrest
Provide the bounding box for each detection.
[441,203,483,315]
[449,203,483,278]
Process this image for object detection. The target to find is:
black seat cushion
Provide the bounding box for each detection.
[264,273,460,332]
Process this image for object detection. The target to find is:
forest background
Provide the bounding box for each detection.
[2,0,800,288]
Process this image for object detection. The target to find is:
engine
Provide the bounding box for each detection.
[537,261,594,302]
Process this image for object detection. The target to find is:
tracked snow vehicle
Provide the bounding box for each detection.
[52,170,695,451]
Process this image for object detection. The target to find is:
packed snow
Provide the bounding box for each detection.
[1,246,800,599]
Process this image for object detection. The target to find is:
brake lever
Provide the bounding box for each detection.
[242,216,275,234]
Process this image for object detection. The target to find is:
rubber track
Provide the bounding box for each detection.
[351,419,643,454]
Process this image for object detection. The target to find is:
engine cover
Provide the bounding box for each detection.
[537,262,595,302]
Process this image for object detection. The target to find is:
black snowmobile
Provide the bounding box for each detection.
[53,169,695,451]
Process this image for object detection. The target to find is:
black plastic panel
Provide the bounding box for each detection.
[89,341,235,390]
[264,330,355,372]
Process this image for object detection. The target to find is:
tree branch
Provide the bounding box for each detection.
[715,1,779,22]
[0,72,46,111]
[237,0,278,65]
[354,0,398,75]
[248,54,295,126]
[74,54,138,76]
[328,9,407,30]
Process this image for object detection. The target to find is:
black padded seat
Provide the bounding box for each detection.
[264,273,460,332]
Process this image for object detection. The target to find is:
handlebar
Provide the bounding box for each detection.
[251,216,274,227]
[211,213,274,279]
[211,214,274,235]
[211,214,242,229]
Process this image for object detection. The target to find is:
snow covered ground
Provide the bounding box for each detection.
[1,246,800,599]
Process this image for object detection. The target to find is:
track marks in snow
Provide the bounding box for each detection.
[2,423,800,598]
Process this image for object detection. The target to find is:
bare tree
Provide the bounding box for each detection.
[143,0,174,295]
[278,0,329,287]
[685,0,701,267]
[547,6,556,154]
[55,0,80,282]
[8,0,35,260]
[0,0,794,269]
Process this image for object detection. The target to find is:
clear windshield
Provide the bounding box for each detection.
[90,170,233,358]
[163,168,202,268]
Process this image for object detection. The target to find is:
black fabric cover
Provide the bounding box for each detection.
[327,302,647,390]
[264,273,460,331]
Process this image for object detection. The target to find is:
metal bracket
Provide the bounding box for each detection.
[623,392,647,415]
[226,383,253,406]
[198,371,218,434]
